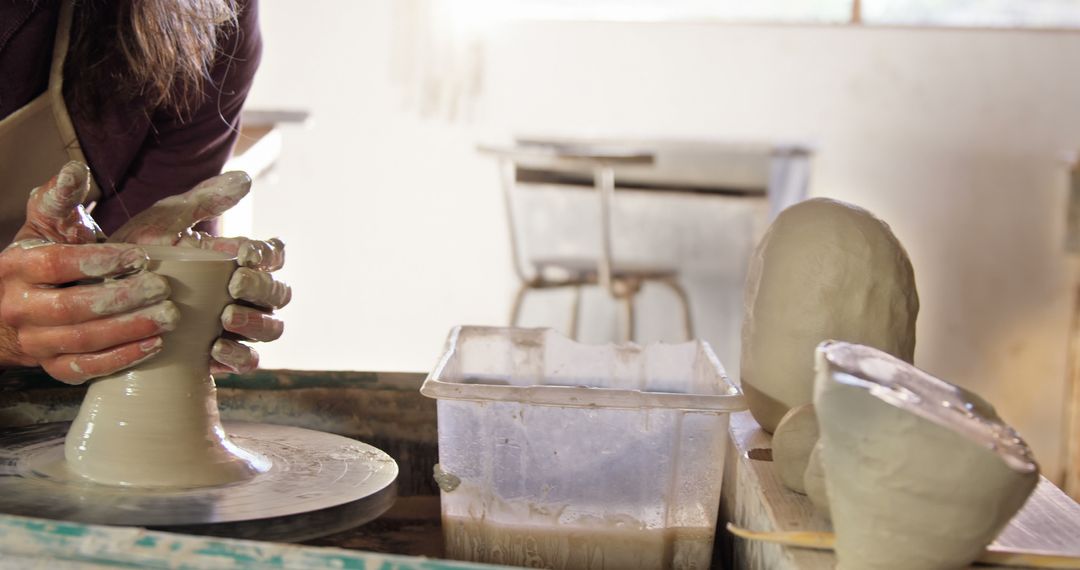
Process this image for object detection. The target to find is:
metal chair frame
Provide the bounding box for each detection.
[479,143,695,342]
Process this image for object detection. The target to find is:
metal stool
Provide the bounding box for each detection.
[479,142,694,342]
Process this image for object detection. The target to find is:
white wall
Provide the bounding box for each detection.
[247,2,1080,481]
[244,1,512,373]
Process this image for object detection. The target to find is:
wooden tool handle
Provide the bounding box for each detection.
[726,523,1080,569]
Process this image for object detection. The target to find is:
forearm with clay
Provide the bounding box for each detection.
[0,162,289,381]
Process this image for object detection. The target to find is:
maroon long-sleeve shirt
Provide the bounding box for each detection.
[0,0,262,234]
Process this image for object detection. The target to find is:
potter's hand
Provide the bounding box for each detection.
[109,172,290,374]
[0,162,174,383]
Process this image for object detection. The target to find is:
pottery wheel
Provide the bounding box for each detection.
[0,421,399,542]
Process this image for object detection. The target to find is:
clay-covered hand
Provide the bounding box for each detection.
[108,172,290,374]
[0,162,173,383]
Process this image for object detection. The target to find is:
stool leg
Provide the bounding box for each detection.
[663,278,695,340]
[510,282,530,326]
[620,294,636,343]
[569,285,583,340]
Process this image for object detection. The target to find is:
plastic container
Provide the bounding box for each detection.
[421,326,746,569]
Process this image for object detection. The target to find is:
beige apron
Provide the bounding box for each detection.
[0,0,101,246]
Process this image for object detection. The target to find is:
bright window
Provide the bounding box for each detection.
[863,0,1080,29]
[460,0,1080,29]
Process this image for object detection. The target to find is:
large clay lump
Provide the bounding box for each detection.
[740,198,918,433]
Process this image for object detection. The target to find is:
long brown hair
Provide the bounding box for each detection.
[64,0,238,120]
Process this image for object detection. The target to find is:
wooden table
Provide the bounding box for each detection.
[1,371,1077,569]
[0,369,509,569]
[718,411,1080,570]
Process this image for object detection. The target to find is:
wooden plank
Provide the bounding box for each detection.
[0,369,470,567]
[0,513,509,570]
[0,368,430,392]
[996,481,1080,550]
[719,411,833,570]
[719,411,1080,570]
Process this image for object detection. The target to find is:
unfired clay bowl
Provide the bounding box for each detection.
[814,341,1038,570]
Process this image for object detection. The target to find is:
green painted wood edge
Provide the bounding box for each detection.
[0,513,513,570]
[0,369,428,393]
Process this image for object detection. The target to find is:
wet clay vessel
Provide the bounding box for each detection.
[814,341,1038,570]
[802,442,829,520]
[65,246,267,487]
[772,403,818,494]
[741,198,918,433]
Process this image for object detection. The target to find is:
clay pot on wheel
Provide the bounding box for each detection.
[65,246,267,487]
